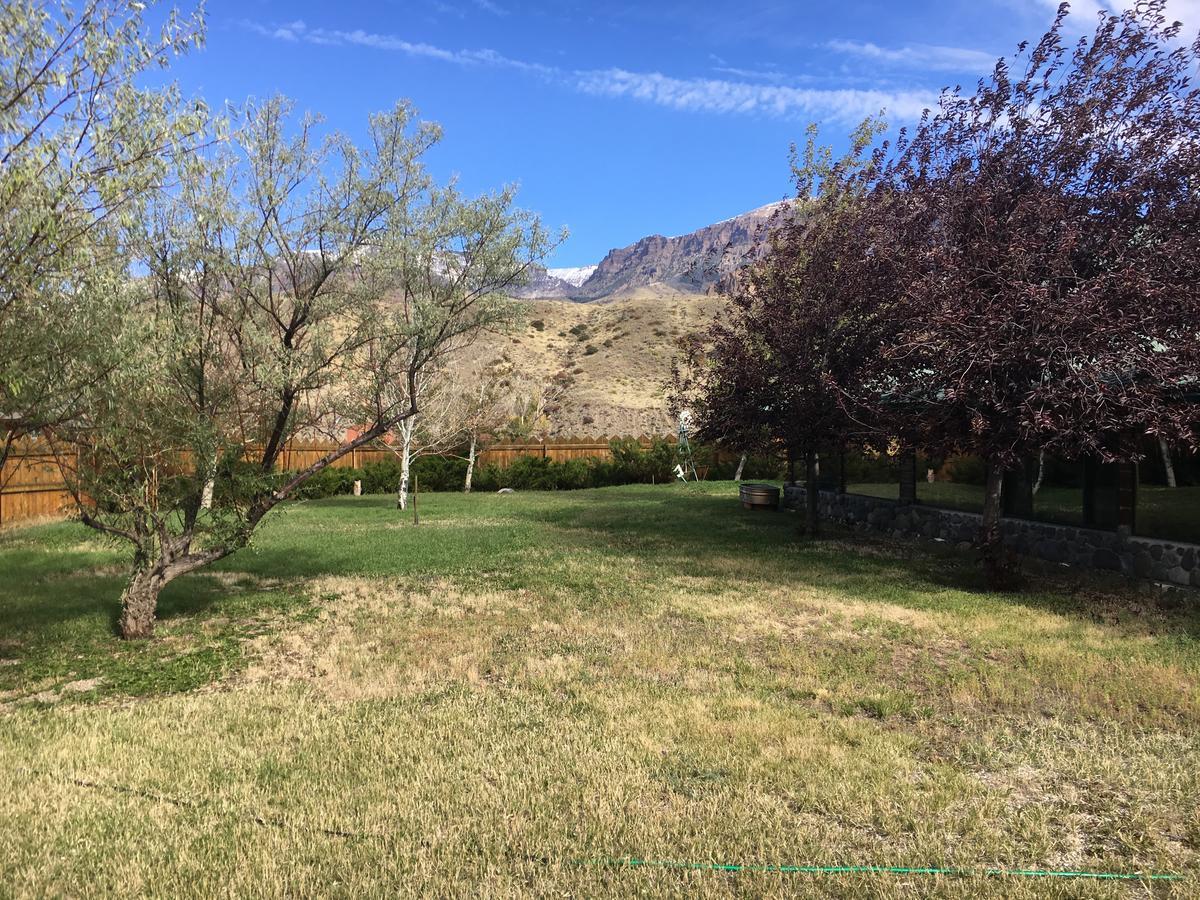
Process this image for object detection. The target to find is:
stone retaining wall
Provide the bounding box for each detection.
[783,484,1200,588]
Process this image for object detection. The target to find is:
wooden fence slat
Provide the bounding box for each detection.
[0,435,676,526]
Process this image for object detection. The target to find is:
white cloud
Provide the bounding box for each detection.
[574,69,938,124]
[241,19,553,74]
[473,0,509,15]
[712,65,788,82]
[1015,0,1200,29]
[826,39,998,72]
[240,19,939,126]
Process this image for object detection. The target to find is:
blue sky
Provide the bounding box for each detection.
[168,0,1200,266]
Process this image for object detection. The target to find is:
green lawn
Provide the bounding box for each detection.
[1,483,1198,897]
[848,482,1200,544]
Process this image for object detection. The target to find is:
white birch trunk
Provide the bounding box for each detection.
[396,419,413,510]
[733,453,746,481]
[1160,438,1177,488]
[464,433,477,493]
[199,448,217,511]
[1032,450,1045,496]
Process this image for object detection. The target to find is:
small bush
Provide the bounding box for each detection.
[844,451,900,484]
[355,458,398,494]
[279,440,780,498]
[942,454,987,485]
[412,455,469,492]
[290,465,358,500]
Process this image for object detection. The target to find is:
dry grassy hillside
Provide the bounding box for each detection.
[462,287,726,437]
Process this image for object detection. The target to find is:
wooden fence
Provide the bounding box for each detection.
[0,442,79,526]
[476,435,671,469]
[0,435,674,527]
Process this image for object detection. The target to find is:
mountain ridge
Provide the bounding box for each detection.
[512,201,788,302]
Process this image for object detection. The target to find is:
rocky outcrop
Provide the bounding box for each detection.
[509,264,581,299]
[572,201,787,300]
[512,202,793,302]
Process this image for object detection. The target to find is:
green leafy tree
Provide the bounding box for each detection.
[0,0,209,468]
[377,182,537,508]
[62,97,553,638]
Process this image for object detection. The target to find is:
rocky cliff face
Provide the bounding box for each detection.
[512,201,790,302]
[570,201,787,300]
[509,264,579,299]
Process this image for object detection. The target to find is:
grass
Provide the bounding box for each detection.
[1,482,1199,897]
[848,481,1200,544]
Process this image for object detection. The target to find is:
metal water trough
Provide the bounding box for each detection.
[739,483,780,511]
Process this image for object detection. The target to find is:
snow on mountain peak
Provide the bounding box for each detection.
[547,265,597,287]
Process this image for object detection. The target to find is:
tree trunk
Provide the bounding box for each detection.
[117,566,166,640]
[733,453,746,482]
[1032,450,1045,496]
[199,447,217,511]
[1160,438,1177,488]
[979,461,1017,589]
[396,420,413,510]
[115,545,227,639]
[464,434,477,493]
[804,449,820,537]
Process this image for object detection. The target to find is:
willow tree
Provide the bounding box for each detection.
[64,97,553,638]
[0,0,208,468]
[379,182,534,509]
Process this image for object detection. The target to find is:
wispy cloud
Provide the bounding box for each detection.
[575,69,937,124]
[826,39,998,72]
[712,65,788,82]
[424,0,509,18]
[239,19,553,74]
[1007,0,1200,29]
[240,19,938,125]
[472,0,509,15]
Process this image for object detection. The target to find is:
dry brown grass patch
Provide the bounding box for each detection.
[241,576,538,699]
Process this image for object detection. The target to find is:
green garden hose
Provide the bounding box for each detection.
[23,768,1187,884]
[583,857,1181,881]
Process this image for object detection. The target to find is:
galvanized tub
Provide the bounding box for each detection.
[739,483,780,511]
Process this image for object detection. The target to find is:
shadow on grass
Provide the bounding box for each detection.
[511,485,1200,642]
[1,485,1197,700]
[0,553,235,641]
[0,529,309,699]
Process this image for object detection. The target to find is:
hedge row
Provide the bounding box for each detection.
[289,439,784,500]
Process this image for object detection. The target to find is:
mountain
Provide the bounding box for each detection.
[509,265,578,299]
[461,287,727,436]
[462,201,793,435]
[574,201,785,300]
[513,201,788,303]
[547,265,597,286]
